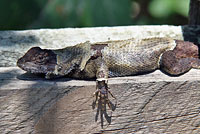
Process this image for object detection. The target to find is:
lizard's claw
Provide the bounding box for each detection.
[92,79,116,111]
[92,79,117,127]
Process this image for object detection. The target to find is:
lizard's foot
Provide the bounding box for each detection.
[92,79,117,128]
[92,79,116,111]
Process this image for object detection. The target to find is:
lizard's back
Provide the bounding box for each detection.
[100,38,177,77]
[17,37,178,79]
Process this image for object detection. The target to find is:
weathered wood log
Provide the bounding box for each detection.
[1,25,200,67]
[1,26,200,134]
[0,67,200,134]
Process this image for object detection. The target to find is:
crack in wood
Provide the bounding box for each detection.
[138,82,171,114]
[101,111,200,133]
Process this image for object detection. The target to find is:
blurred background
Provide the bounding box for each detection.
[0,0,190,30]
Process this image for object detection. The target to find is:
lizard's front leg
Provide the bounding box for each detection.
[92,57,116,127]
[94,57,116,108]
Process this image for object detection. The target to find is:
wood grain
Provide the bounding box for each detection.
[0,67,200,134]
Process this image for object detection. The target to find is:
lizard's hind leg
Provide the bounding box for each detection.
[160,40,200,75]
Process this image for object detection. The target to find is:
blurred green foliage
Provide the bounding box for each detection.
[149,0,189,17]
[0,0,189,30]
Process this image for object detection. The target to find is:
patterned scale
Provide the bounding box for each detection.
[101,38,176,77]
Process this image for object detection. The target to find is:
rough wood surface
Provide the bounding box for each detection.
[1,26,200,134]
[1,25,200,67]
[189,0,200,25]
[1,67,200,134]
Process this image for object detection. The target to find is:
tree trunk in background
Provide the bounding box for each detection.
[189,0,200,25]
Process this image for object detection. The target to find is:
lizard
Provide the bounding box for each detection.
[17,37,200,125]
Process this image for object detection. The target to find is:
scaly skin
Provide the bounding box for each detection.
[17,37,200,127]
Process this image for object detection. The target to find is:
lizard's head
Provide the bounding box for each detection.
[17,47,57,74]
[17,41,91,79]
[17,46,85,78]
